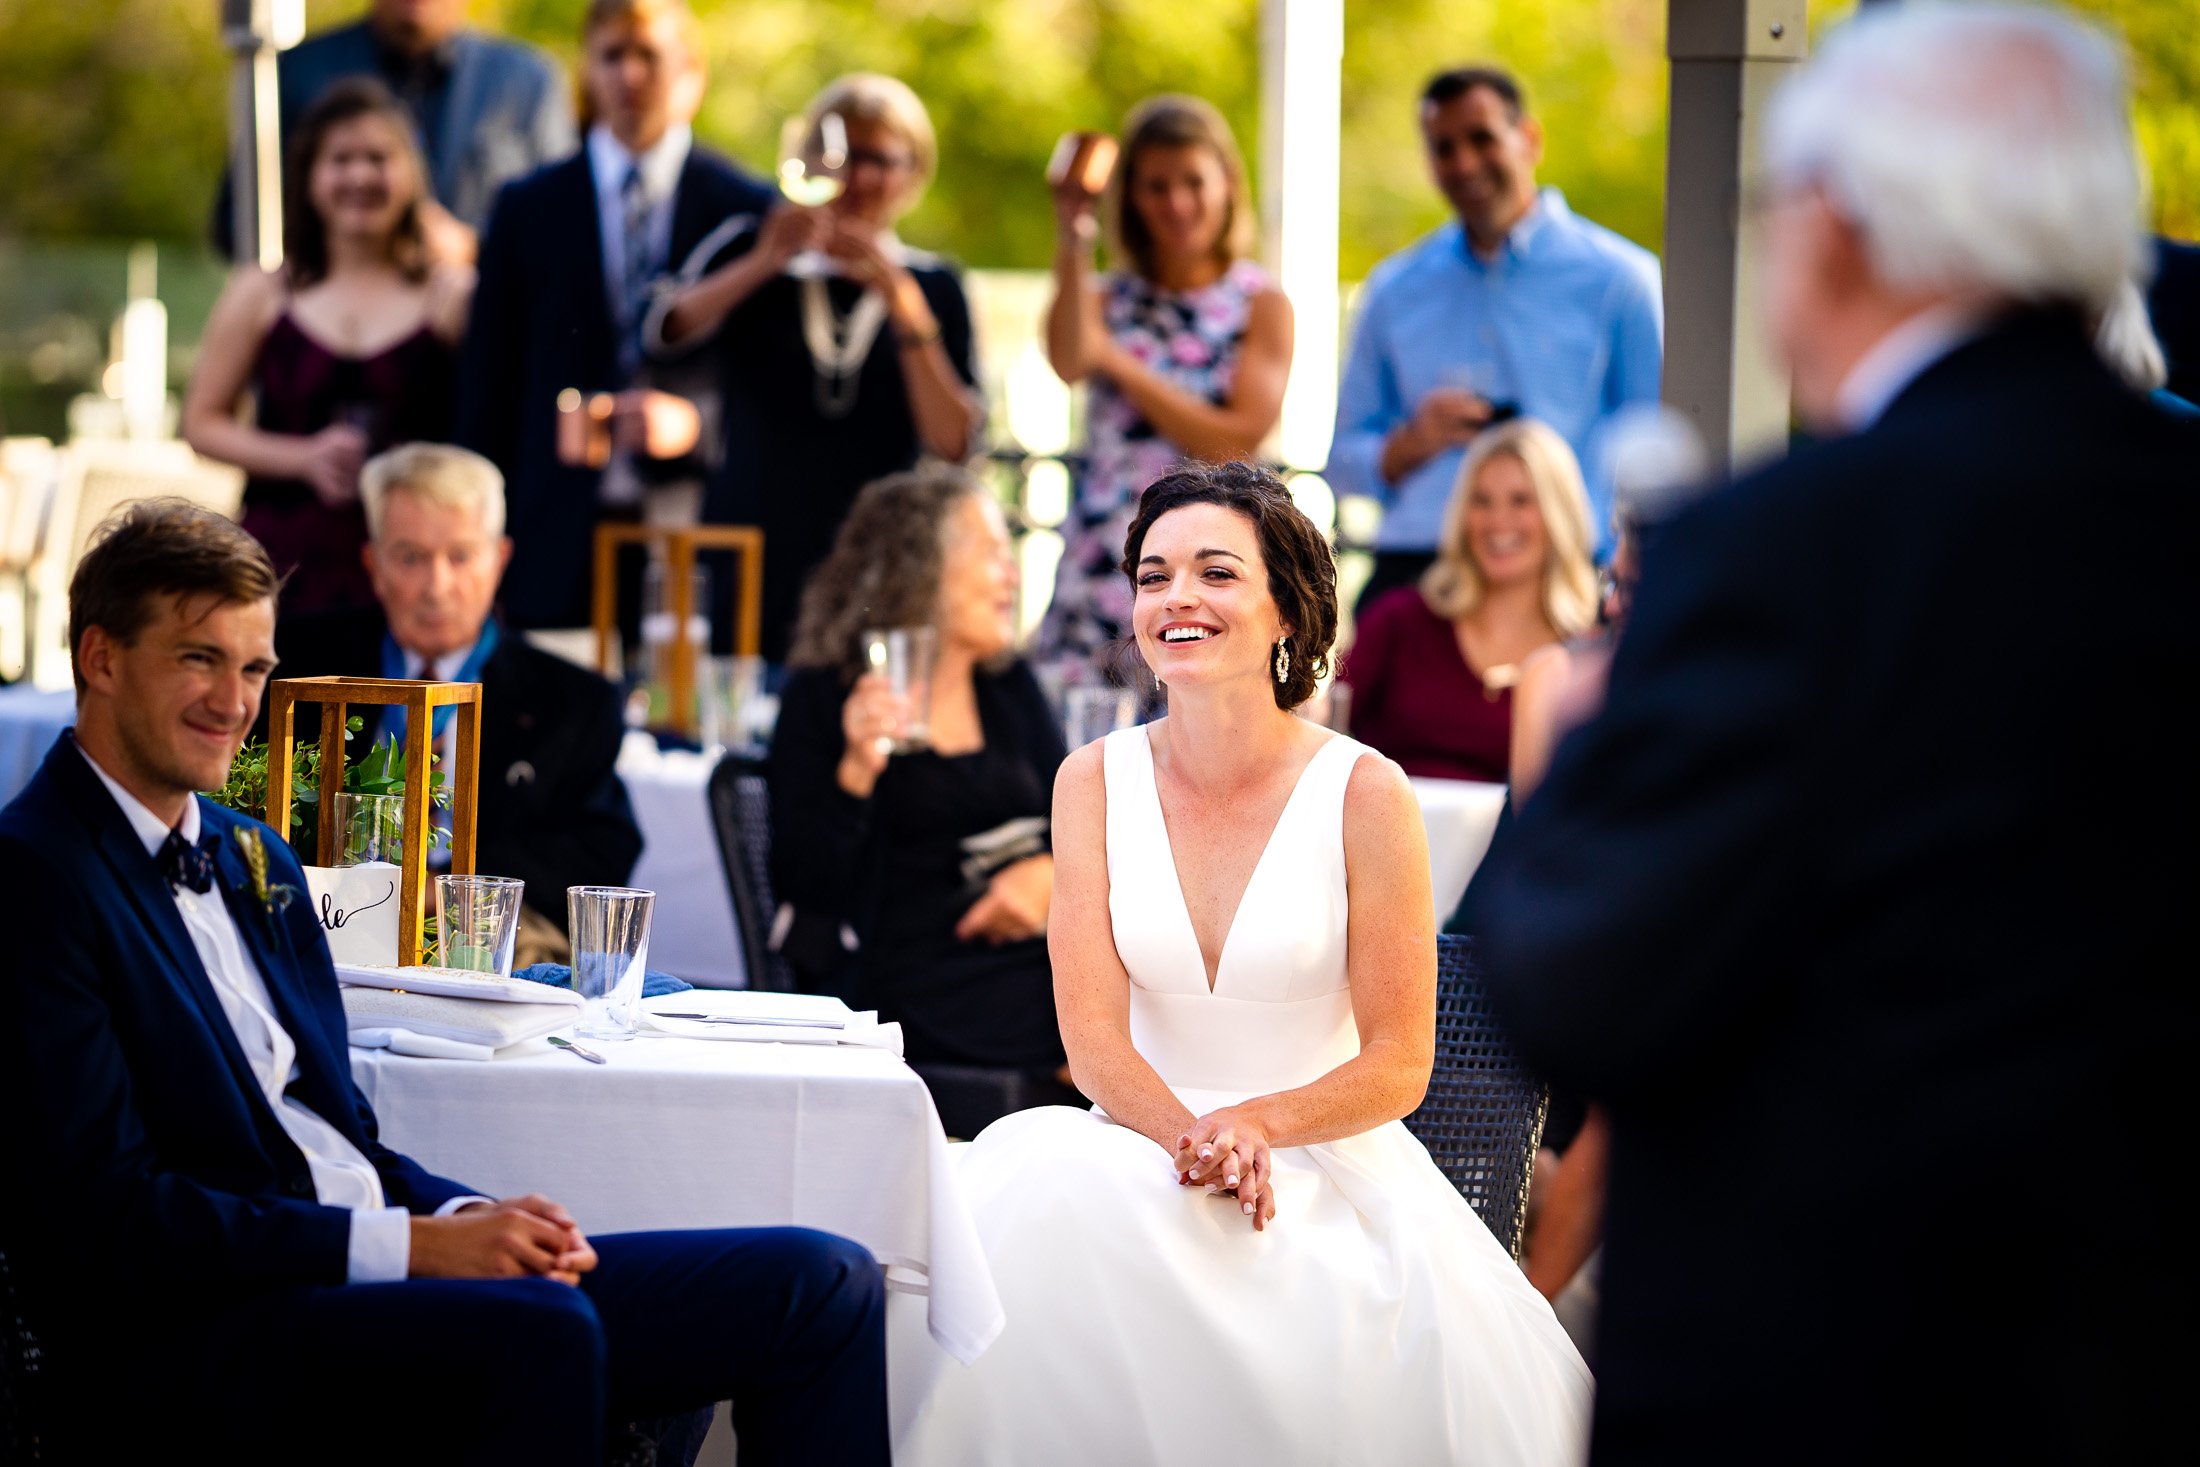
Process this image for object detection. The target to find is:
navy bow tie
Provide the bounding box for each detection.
[159,828,221,894]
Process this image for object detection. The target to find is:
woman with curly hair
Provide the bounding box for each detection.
[183,78,470,612]
[767,466,1074,1123]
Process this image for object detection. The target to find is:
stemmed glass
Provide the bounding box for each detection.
[777,110,848,278]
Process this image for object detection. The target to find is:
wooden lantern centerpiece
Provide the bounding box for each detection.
[592,522,764,737]
[264,675,484,968]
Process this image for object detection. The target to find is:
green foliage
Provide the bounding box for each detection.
[0,1,2191,264]
[209,715,451,852]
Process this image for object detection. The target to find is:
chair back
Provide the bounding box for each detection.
[1402,933,1548,1259]
[704,750,798,992]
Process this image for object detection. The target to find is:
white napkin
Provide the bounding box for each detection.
[638,991,905,1056]
[349,1027,496,1062]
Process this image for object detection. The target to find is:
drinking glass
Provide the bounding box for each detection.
[569,886,655,1041]
[777,111,848,278]
[639,558,711,731]
[700,654,768,752]
[435,874,525,978]
[333,791,405,867]
[862,627,938,752]
[1063,686,1141,749]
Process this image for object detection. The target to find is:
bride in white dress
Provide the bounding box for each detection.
[892,463,1590,1463]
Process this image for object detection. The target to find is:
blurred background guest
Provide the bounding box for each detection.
[1330,65,1660,608]
[186,79,470,614]
[267,444,641,964]
[657,74,983,666]
[212,0,572,264]
[1031,94,1292,692]
[1339,417,1596,782]
[1471,6,2193,1459]
[768,468,1075,1124]
[458,0,774,633]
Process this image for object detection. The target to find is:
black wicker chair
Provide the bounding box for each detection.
[704,750,799,994]
[1402,934,1548,1260]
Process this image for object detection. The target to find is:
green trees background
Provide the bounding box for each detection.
[3,0,2192,269]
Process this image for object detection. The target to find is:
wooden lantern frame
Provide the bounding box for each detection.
[592,523,765,737]
[265,676,483,968]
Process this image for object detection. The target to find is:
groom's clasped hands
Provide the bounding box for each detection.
[1175,1106,1277,1231]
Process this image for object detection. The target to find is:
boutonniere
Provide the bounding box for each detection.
[232,827,298,924]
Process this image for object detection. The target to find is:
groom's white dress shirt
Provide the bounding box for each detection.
[79,745,484,1282]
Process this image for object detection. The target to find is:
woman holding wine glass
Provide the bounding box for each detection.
[1032,94,1294,693]
[654,74,983,665]
[184,78,471,613]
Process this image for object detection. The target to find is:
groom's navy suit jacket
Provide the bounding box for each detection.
[0,734,476,1347]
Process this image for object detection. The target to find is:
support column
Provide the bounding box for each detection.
[222,0,304,269]
[1662,0,1807,471]
[1259,0,1344,477]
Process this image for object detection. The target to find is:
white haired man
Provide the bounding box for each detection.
[1470,6,2194,1462]
[264,443,641,956]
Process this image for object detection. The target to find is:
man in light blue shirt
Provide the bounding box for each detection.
[1330,66,1663,603]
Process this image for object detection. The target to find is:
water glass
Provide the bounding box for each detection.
[699,654,768,752]
[570,886,655,1041]
[862,626,938,752]
[1063,686,1141,749]
[333,791,405,866]
[435,874,525,978]
[640,559,712,730]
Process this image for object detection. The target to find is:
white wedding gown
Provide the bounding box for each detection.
[890,727,1591,1464]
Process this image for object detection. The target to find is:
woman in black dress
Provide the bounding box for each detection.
[769,467,1074,1122]
[654,73,983,663]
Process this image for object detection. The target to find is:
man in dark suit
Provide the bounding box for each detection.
[458,0,777,632]
[1467,8,2193,1463]
[265,443,641,952]
[2146,234,2200,405]
[214,0,574,260]
[0,498,889,1464]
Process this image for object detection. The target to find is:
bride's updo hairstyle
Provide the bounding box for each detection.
[1121,461,1337,709]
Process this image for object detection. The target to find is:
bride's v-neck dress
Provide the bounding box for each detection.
[891,727,1591,1464]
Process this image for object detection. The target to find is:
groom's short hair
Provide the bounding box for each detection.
[68,498,281,692]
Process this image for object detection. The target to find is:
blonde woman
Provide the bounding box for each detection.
[1339,416,1597,782]
[657,73,981,662]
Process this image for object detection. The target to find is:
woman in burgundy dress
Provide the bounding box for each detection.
[184,78,470,612]
[1339,416,1599,783]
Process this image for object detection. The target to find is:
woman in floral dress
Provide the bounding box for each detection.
[1036,95,1293,693]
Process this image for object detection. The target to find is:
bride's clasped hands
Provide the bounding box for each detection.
[1175,1108,1275,1228]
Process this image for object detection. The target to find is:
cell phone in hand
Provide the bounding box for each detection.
[1047,132,1119,197]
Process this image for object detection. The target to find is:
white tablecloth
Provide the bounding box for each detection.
[619,738,745,987]
[0,686,75,806]
[348,992,1003,1365]
[1410,777,1508,919]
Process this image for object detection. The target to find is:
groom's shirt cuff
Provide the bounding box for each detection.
[346,1196,495,1283]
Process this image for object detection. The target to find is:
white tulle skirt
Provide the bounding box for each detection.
[889,1099,1592,1466]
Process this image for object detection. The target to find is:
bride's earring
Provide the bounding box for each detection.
[1272,638,1291,686]
[1152,667,1162,694]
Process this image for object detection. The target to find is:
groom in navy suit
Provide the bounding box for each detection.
[0,499,889,1465]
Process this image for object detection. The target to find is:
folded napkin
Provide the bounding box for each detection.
[341,986,575,1053]
[638,992,904,1056]
[349,1027,495,1062]
[512,962,692,999]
